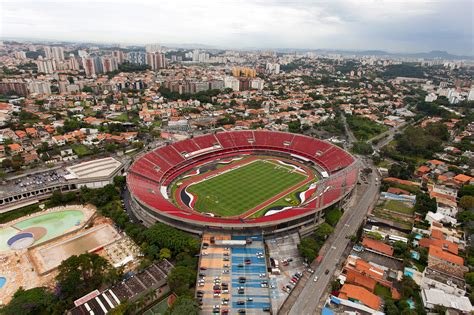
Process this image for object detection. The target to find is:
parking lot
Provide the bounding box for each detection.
[265,233,307,314]
[196,234,271,315]
[0,168,67,194]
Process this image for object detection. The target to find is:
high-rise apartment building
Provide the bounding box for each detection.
[0,81,28,96]
[44,46,65,62]
[232,67,256,78]
[146,52,167,70]
[14,51,27,60]
[67,56,80,71]
[27,81,51,95]
[145,43,161,53]
[36,58,56,74]
[127,51,147,65]
[112,50,125,64]
[82,57,97,77]
[101,56,118,73]
[250,78,264,90]
[266,63,280,74]
[224,76,240,91]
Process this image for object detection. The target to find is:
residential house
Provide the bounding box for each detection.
[339,284,382,311]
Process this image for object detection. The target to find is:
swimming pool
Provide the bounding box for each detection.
[0,210,84,251]
[0,277,6,289]
[0,227,19,251]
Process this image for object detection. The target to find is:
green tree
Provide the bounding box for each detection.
[325,208,342,226]
[287,120,301,133]
[384,298,399,315]
[458,210,474,224]
[352,141,373,155]
[113,175,126,189]
[393,241,409,259]
[458,185,474,197]
[159,248,172,260]
[143,223,200,256]
[459,196,474,210]
[297,237,319,262]
[465,272,474,287]
[0,287,55,315]
[167,266,197,296]
[314,223,334,242]
[414,192,437,215]
[166,296,199,315]
[432,304,447,314]
[56,253,121,304]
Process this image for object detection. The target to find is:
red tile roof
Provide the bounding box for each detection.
[429,245,464,266]
[431,229,443,240]
[362,238,394,256]
[419,238,458,255]
[339,284,381,310]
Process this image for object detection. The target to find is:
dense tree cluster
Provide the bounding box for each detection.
[1,177,201,314]
[346,115,387,140]
[297,223,334,262]
[324,207,342,226]
[388,163,415,180]
[381,63,425,79]
[0,253,120,315]
[158,86,221,104]
[394,123,447,159]
[352,141,374,155]
[414,192,437,215]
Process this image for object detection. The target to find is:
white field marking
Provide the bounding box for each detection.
[186,159,261,189]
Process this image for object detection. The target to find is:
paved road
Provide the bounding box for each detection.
[285,166,379,315]
[122,187,141,224]
[340,113,356,149]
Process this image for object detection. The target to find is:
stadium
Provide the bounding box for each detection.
[127,130,360,235]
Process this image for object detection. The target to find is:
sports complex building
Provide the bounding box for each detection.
[127,131,360,235]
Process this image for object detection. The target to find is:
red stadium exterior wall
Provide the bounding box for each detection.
[127,131,360,234]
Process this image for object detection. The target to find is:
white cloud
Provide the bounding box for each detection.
[0,0,472,54]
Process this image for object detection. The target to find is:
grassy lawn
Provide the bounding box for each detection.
[374,283,391,299]
[84,107,96,116]
[143,293,172,315]
[346,115,388,140]
[114,113,129,122]
[187,160,307,217]
[0,204,42,224]
[372,209,413,230]
[384,200,414,215]
[71,144,92,157]
[249,179,318,218]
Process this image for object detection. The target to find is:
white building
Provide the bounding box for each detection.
[436,204,458,218]
[424,93,437,102]
[14,51,27,60]
[420,267,466,297]
[44,46,65,62]
[421,288,472,313]
[36,58,56,74]
[468,89,474,101]
[266,63,280,74]
[250,78,264,90]
[28,81,51,95]
[224,76,240,91]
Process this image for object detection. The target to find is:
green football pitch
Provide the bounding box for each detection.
[186,160,307,217]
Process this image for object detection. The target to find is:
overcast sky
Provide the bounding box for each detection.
[0,0,472,55]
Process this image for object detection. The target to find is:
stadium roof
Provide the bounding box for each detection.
[66,157,123,180]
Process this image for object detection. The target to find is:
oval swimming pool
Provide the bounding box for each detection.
[13,210,84,243]
[0,277,6,289]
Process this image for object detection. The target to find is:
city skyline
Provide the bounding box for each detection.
[1,0,473,55]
